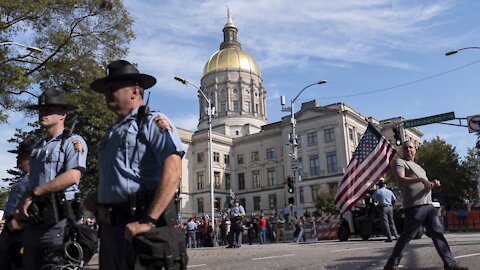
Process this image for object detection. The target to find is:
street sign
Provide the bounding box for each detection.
[467,114,480,133]
[403,112,455,128]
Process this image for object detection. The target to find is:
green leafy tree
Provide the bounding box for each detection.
[1,0,134,121]
[1,0,134,196]
[0,188,8,209]
[315,185,340,215]
[415,137,477,207]
[462,148,480,201]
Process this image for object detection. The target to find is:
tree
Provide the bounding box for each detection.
[415,137,477,208]
[315,185,340,215]
[0,188,8,210]
[0,0,134,196]
[0,0,134,121]
[462,148,480,201]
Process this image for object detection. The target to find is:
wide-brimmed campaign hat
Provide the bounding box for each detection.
[8,138,37,154]
[26,88,78,111]
[90,60,156,92]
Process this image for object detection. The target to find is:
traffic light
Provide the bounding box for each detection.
[288,197,295,205]
[287,176,295,193]
[393,128,402,146]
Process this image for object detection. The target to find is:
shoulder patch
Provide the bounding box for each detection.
[153,115,173,133]
[72,140,84,154]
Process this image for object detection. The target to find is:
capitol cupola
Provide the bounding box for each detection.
[199,9,267,138]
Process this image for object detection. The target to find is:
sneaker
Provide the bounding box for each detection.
[445,265,469,270]
[384,266,399,270]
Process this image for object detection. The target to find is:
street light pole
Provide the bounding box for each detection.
[281,80,327,212]
[174,76,215,231]
[445,46,480,201]
[445,46,480,56]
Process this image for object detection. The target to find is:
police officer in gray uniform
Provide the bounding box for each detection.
[87,60,184,270]
[384,141,468,270]
[0,138,36,269]
[17,89,88,270]
[372,178,398,242]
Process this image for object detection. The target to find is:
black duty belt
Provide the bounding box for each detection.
[97,191,177,227]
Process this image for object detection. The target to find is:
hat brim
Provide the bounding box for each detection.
[90,73,156,92]
[26,104,78,111]
[8,149,32,154]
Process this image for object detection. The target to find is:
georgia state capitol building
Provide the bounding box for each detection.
[176,12,421,217]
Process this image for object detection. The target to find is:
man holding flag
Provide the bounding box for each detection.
[383,141,468,270]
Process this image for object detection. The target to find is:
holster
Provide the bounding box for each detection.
[97,191,177,227]
[27,193,66,225]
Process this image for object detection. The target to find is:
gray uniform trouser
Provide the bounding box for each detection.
[23,219,67,270]
[380,205,398,240]
[385,204,457,268]
[233,229,243,247]
[99,223,135,270]
[187,231,196,248]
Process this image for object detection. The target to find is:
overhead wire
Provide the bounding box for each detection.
[315,58,480,100]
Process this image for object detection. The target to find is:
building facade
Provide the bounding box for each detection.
[176,13,422,218]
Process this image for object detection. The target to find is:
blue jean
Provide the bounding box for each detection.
[385,204,457,268]
[260,228,267,244]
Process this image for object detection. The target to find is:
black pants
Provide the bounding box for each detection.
[0,226,24,270]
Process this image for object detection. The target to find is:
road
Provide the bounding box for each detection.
[86,232,480,269]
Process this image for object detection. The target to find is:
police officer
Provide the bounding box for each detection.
[17,89,88,270]
[229,199,245,248]
[87,60,185,269]
[372,178,398,242]
[0,138,36,269]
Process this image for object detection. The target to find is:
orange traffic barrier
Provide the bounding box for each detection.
[447,211,457,231]
[466,212,478,231]
[471,211,480,231]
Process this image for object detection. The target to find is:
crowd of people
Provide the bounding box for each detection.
[181,205,319,248]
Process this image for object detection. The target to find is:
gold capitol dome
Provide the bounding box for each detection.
[203,9,261,76]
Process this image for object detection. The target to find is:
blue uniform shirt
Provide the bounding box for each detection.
[230,205,245,215]
[4,174,30,217]
[97,107,185,204]
[29,131,88,200]
[372,187,396,206]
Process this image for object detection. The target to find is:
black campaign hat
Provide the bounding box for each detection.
[90,60,156,92]
[26,89,78,111]
[8,138,37,154]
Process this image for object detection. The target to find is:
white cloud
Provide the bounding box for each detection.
[122,0,465,100]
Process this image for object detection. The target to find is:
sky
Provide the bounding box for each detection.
[1,0,480,185]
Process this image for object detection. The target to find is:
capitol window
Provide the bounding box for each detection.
[232,100,239,112]
[244,101,250,112]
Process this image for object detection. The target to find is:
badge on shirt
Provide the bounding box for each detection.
[153,116,172,133]
[72,140,84,154]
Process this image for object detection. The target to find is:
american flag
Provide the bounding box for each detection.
[334,123,396,214]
